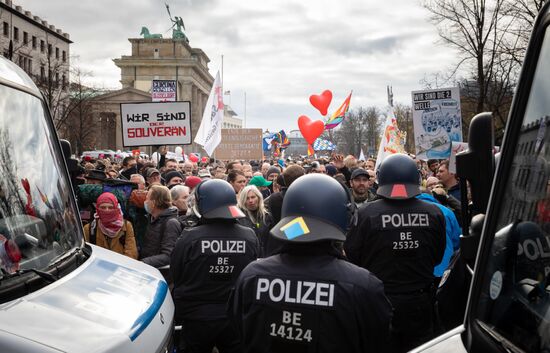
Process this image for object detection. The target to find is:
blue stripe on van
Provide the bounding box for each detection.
[128,280,169,341]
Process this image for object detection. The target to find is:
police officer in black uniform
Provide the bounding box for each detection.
[171,179,259,353]
[345,153,446,353]
[229,174,392,353]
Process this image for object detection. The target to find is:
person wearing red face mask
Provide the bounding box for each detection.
[83,192,138,259]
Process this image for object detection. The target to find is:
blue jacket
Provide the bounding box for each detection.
[417,193,462,277]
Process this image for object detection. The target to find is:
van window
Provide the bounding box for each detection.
[0,84,81,275]
[474,26,550,352]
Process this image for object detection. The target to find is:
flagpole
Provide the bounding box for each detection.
[244,91,247,128]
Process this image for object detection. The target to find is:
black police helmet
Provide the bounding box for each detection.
[192,179,245,219]
[271,174,356,243]
[376,153,420,200]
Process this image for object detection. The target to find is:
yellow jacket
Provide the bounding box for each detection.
[83,219,139,259]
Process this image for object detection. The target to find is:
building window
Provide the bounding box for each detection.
[40,65,45,81]
[13,27,18,41]
[55,72,59,87]
[23,31,28,45]
[28,59,32,73]
[18,55,23,67]
[55,47,59,59]
[2,22,8,37]
[40,40,45,53]
[62,74,66,90]
[62,50,66,62]
[48,44,52,57]
[32,36,36,49]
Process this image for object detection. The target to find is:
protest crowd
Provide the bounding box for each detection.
[71,146,468,353]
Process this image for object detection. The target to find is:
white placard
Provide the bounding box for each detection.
[120,101,191,147]
[449,141,469,174]
[152,80,177,102]
[412,87,463,160]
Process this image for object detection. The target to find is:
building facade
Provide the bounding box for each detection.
[109,38,214,152]
[0,0,71,121]
[222,105,243,129]
[285,129,308,156]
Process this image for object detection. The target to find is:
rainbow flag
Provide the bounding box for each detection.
[324,91,352,130]
[36,186,53,209]
[272,130,290,147]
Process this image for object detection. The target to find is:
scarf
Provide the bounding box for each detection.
[95,192,124,238]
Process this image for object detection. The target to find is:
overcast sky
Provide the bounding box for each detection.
[16,0,458,132]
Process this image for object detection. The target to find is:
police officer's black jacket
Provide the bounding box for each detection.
[228,243,392,353]
[171,220,259,321]
[345,198,446,294]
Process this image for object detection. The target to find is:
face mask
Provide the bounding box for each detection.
[144,201,152,214]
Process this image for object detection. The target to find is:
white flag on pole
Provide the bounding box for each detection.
[375,107,407,171]
[194,71,224,156]
[359,149,366,161]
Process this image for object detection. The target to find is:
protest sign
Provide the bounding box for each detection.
[152,80,177,102]
[449,141,469,173]
[120,101,191,147]
[216,129,263,160]
[375,108,407,171]
[412,87,463,160]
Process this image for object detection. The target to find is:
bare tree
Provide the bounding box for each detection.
[0,129,26,216]
[502,0,545,63]
[334,106,382,157]
[393,103,415,153]
[423,0,523,140]
[33,43,71,131]
[61,67,100,155]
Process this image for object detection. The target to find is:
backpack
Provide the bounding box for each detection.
[89,220,127,247]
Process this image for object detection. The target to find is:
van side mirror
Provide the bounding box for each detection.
[456,112,495,235]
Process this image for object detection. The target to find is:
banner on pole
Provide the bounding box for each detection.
[195,71,224,156]
[375,108,407,171]
[120,101,191,147]
[411,87,462,160]
[152,80,177,102]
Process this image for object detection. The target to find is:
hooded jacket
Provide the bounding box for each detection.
[416,192,462,277]
[140,206,182,268]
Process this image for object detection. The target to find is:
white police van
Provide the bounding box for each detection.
[0,57,174,352]
[414,1,550,352]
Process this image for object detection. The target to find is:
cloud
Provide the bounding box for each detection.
[14,0,461,132]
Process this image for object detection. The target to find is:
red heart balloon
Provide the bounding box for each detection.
[298,115,325,145]
[309,90,333,116]
[201,156,209,163]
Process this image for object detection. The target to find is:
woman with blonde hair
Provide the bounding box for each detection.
[237,185,274,257]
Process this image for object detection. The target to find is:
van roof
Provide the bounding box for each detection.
[0,56,41,96]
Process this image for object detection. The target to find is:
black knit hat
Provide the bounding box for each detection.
[164,170,185,184]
